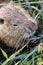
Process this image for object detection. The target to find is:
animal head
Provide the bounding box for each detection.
[0,2,38,49]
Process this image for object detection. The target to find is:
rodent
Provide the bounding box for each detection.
[0,1,38,50]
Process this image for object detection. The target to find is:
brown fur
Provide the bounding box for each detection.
[0,0,10,3]
[0,2,37,49]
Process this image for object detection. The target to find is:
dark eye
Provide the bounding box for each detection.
[0,18,4,24]
[13,23,18,26]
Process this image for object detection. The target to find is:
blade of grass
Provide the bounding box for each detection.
[32,54,35,65]
[0,47,8,59]
[2,41,29,65]
[24,47,38,62]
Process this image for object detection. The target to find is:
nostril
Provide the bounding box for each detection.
[0,18,4,24]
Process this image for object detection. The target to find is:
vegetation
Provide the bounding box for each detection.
[0,0,43,65]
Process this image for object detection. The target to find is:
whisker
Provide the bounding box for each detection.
[2,25,13,39]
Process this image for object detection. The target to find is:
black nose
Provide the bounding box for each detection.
[0,18,4,24]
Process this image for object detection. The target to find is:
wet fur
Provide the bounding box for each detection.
[0,2,37,49]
